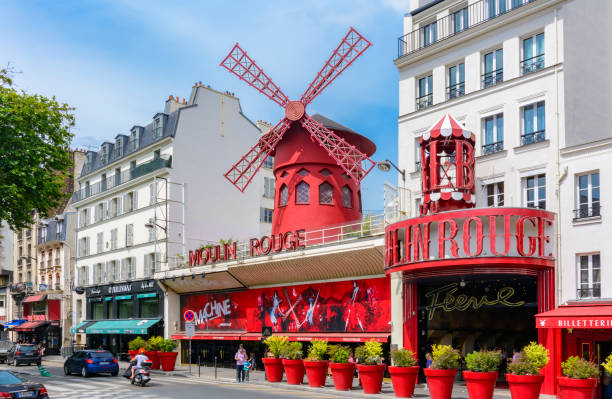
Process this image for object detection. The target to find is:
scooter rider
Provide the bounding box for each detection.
[131,348,149,380]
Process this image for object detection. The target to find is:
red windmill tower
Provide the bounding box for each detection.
[221,28,376,235]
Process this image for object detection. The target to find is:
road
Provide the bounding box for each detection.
[0,363,348,399]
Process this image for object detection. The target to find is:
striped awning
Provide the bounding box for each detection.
[422,113,475,141]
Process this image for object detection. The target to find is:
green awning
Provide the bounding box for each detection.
[105,297,113,301]
[70,320,97,334]
[115,295,132,301]
[86,318,161,335]
[70,320,88,334]
[137,293,157,299]
[88,297,102,303]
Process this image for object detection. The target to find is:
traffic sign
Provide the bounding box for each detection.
[184,310,195,322]
[185,322,195,337]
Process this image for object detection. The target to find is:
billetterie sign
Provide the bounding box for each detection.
[385,208,555,269]
[189,229,306,266]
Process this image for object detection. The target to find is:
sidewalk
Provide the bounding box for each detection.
[42,356,555,398]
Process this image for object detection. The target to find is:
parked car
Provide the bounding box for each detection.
[7,344,41,367]
[0,341,14,364]
[64,350,119,377]
[0,370,48,398]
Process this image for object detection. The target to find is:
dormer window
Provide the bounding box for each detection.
[100,145,108,164]
[154,117,163,140]
[115,138,123,158]
[130,130,139,150]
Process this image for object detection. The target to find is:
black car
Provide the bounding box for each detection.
[6,345,41,367]
[0,370,48,398]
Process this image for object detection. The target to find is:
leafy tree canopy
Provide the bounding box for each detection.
[0,67,74,229]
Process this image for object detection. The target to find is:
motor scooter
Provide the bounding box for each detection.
[122,360,152,387]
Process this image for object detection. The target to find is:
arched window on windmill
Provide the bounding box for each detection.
[279,184,289,207]
[319,182,333,204]
[342,186,353,208]
[296,181,310,204]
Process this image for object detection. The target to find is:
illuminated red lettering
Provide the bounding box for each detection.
[462,216,483,257]
[223,242,237,261]
[260,236,272,255]
[283,231,296,250]
[516,216,537,256]
[295,229,306,249]
[438,219,459,258]
[412,223,430,261]
[488,215,511,256]
[249,238,261,256]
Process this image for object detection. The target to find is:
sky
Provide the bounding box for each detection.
[0,0,409,213]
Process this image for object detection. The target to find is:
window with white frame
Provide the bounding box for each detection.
[264,177,275,198]
[107,260,117,282]
[94,263,104,284]
[125,191,137,213]
[153,118,163,139]
[417,74,433,110]
[447,62,465,99]
[485,182,504,207]
[125,224,134,247]
[263,156,274,169]
[79,237,89,257]
[100,145,108,164]
[521,32,545,75]
[486,0,508,18]
[130,130,139,150]
[521,101,545,145]
[483,48,503,87]
[115,138,123,158]
[578,254,600,298]
[260,208,273,223]
[95,202,104,223]
[452,7,468,33]
[576,172,600,219]
[96,232,103,253]
[421,20,437,47]
[111,197,119,217]
[482,113,504,155]
[110,228,118,250]
[80,208,89,228]
[121,257,135,280]
[523,174,546,209]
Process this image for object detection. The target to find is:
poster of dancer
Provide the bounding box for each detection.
[180,277,390,333]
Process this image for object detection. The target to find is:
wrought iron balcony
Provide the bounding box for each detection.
[397,0,539,59]
[573,205,601,220]
[73,156,172,202]
[446,83,465,100]
[482,69,503,88]
[520,130,545,146]
[520,55,545,75]
[482,141,504,155]
[577,287,601,299]
[416,94,433,110]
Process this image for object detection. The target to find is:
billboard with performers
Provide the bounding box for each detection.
[180,278,391,333]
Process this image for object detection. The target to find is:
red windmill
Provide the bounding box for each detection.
[221,28,376,235]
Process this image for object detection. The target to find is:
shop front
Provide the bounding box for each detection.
[173,277,391,368]
[74,279,164,355]
[18,294,62,354]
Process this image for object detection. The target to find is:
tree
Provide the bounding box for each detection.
[0,67,74,229]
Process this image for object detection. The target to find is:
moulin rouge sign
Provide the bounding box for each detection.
[189,230,306,267]
[385,208,555,270]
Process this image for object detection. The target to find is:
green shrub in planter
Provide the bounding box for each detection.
[327,345,351,363]
[465,350,502,372]
[147,336,163,351]
[160,339,176,353]
[390,348,417,367]
[355,339,383,365]
[562,356,599,379]
[282,342,304,360]
[307,339,328,361]
[602,354,612,376]
[431,344,461,370]
[128,336,148,351]
[508,342,549,375]
[264,336,288,359]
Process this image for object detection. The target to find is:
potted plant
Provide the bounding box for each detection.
[355,339,386,394]
[557,356,600,399]
[388,348,419,398]
[158,339,178,372]
[506,342,549,399]
[282,341,305,385]
[328,344,354,391]
[303,339,329,388]
[423,344,461,399]
[463,350,502,399]
[128,336,147,360]
[146,336,163,370]
[263,336,288,383]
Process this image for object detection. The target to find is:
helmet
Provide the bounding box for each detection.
[138,348,146,354]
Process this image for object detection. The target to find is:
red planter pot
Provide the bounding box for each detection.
[303,360,329,387]
[330,362,355,391]
[145,351,160,370]
[263,358,284,383]
[282,359,305,385]
[557,376,598,399]
[388,366,419,398]
[158,352,178,371]
[463,371,498,399]
[424,368,457,399]
[505,373,544,399]
[357,364,386,394]
[128,350,137,360]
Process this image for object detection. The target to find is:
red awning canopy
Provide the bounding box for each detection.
[535,303,612,329]
[14,321,48,332]
[171,332,246,341]
[23,295,47,303]
[172,331,389,343]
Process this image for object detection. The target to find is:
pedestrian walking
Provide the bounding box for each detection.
[234,344,247,382]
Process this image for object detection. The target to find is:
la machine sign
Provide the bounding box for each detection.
[189,230,306,267]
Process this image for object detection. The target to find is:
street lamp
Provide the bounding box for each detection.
[144,219,166,232]
[377,159,406,183]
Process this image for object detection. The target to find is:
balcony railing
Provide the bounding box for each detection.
[446,83,465,100]
[577,287,601,299]
[520,130,545,146]
[520,55,545,75]
[397,0,538,58]
[73,156,172,202]
[416,94,433,110]
[482,141,504,155]
[482,69,503,88]
[573,205,601,220]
